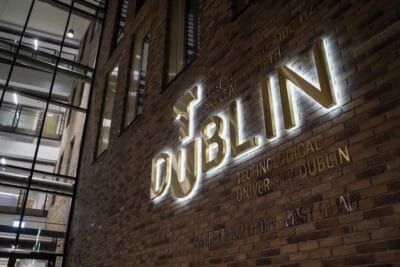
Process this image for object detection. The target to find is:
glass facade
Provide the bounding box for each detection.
[0,0,104,265]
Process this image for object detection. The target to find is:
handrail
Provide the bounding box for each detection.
[0,101,64,140]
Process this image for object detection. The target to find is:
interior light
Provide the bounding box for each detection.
[13,221,25,228]
[67,29,74,38]
[0,158,6,165]
[33,39,38,50]
[13,93,18,105]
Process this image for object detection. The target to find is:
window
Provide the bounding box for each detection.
[96,64,119,157]
[166,0,199,83]
[232,0,254,18]
[112,0,129,49]
[123,18,151,127]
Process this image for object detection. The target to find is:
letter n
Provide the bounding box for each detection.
[277,39,336,129]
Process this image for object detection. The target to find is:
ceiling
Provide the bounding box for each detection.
[0,0,91,42]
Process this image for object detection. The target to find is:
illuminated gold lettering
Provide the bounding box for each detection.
[150,153,171,199]
[278,39,336,129]
[338,145,350,163]
[200,115,227,172]
[173,86,199,141]
[230,100,259,157]
[317,155,326,172]
[170,139,199,198]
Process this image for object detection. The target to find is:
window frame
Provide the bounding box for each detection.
[110,0,129,52]
[163,0,199,89]
[121,26,151,131]
[94,63,119,159]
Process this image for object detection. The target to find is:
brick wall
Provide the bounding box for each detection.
[66,0,400,266]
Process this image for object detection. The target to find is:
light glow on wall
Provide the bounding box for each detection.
[203,111,230,178]
[267,76,282,139]
[151,39,342,203]
[233,99,261,158]
[176,85,203,145]
[175,137,202,203]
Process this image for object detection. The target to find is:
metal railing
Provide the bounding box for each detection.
[0,102,65,140]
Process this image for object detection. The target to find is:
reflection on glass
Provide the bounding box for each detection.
[113,0,129,47]
[96,65,118,156]
[124,18,151,127]
[167,0,199,83]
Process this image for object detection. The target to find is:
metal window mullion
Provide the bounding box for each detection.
[13,0,77,252]
[11,104,19,128]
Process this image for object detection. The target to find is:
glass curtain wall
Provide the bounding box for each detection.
[166,0,199,84]
[0,0,105,266]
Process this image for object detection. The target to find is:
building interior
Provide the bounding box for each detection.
[0,0,104,265]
